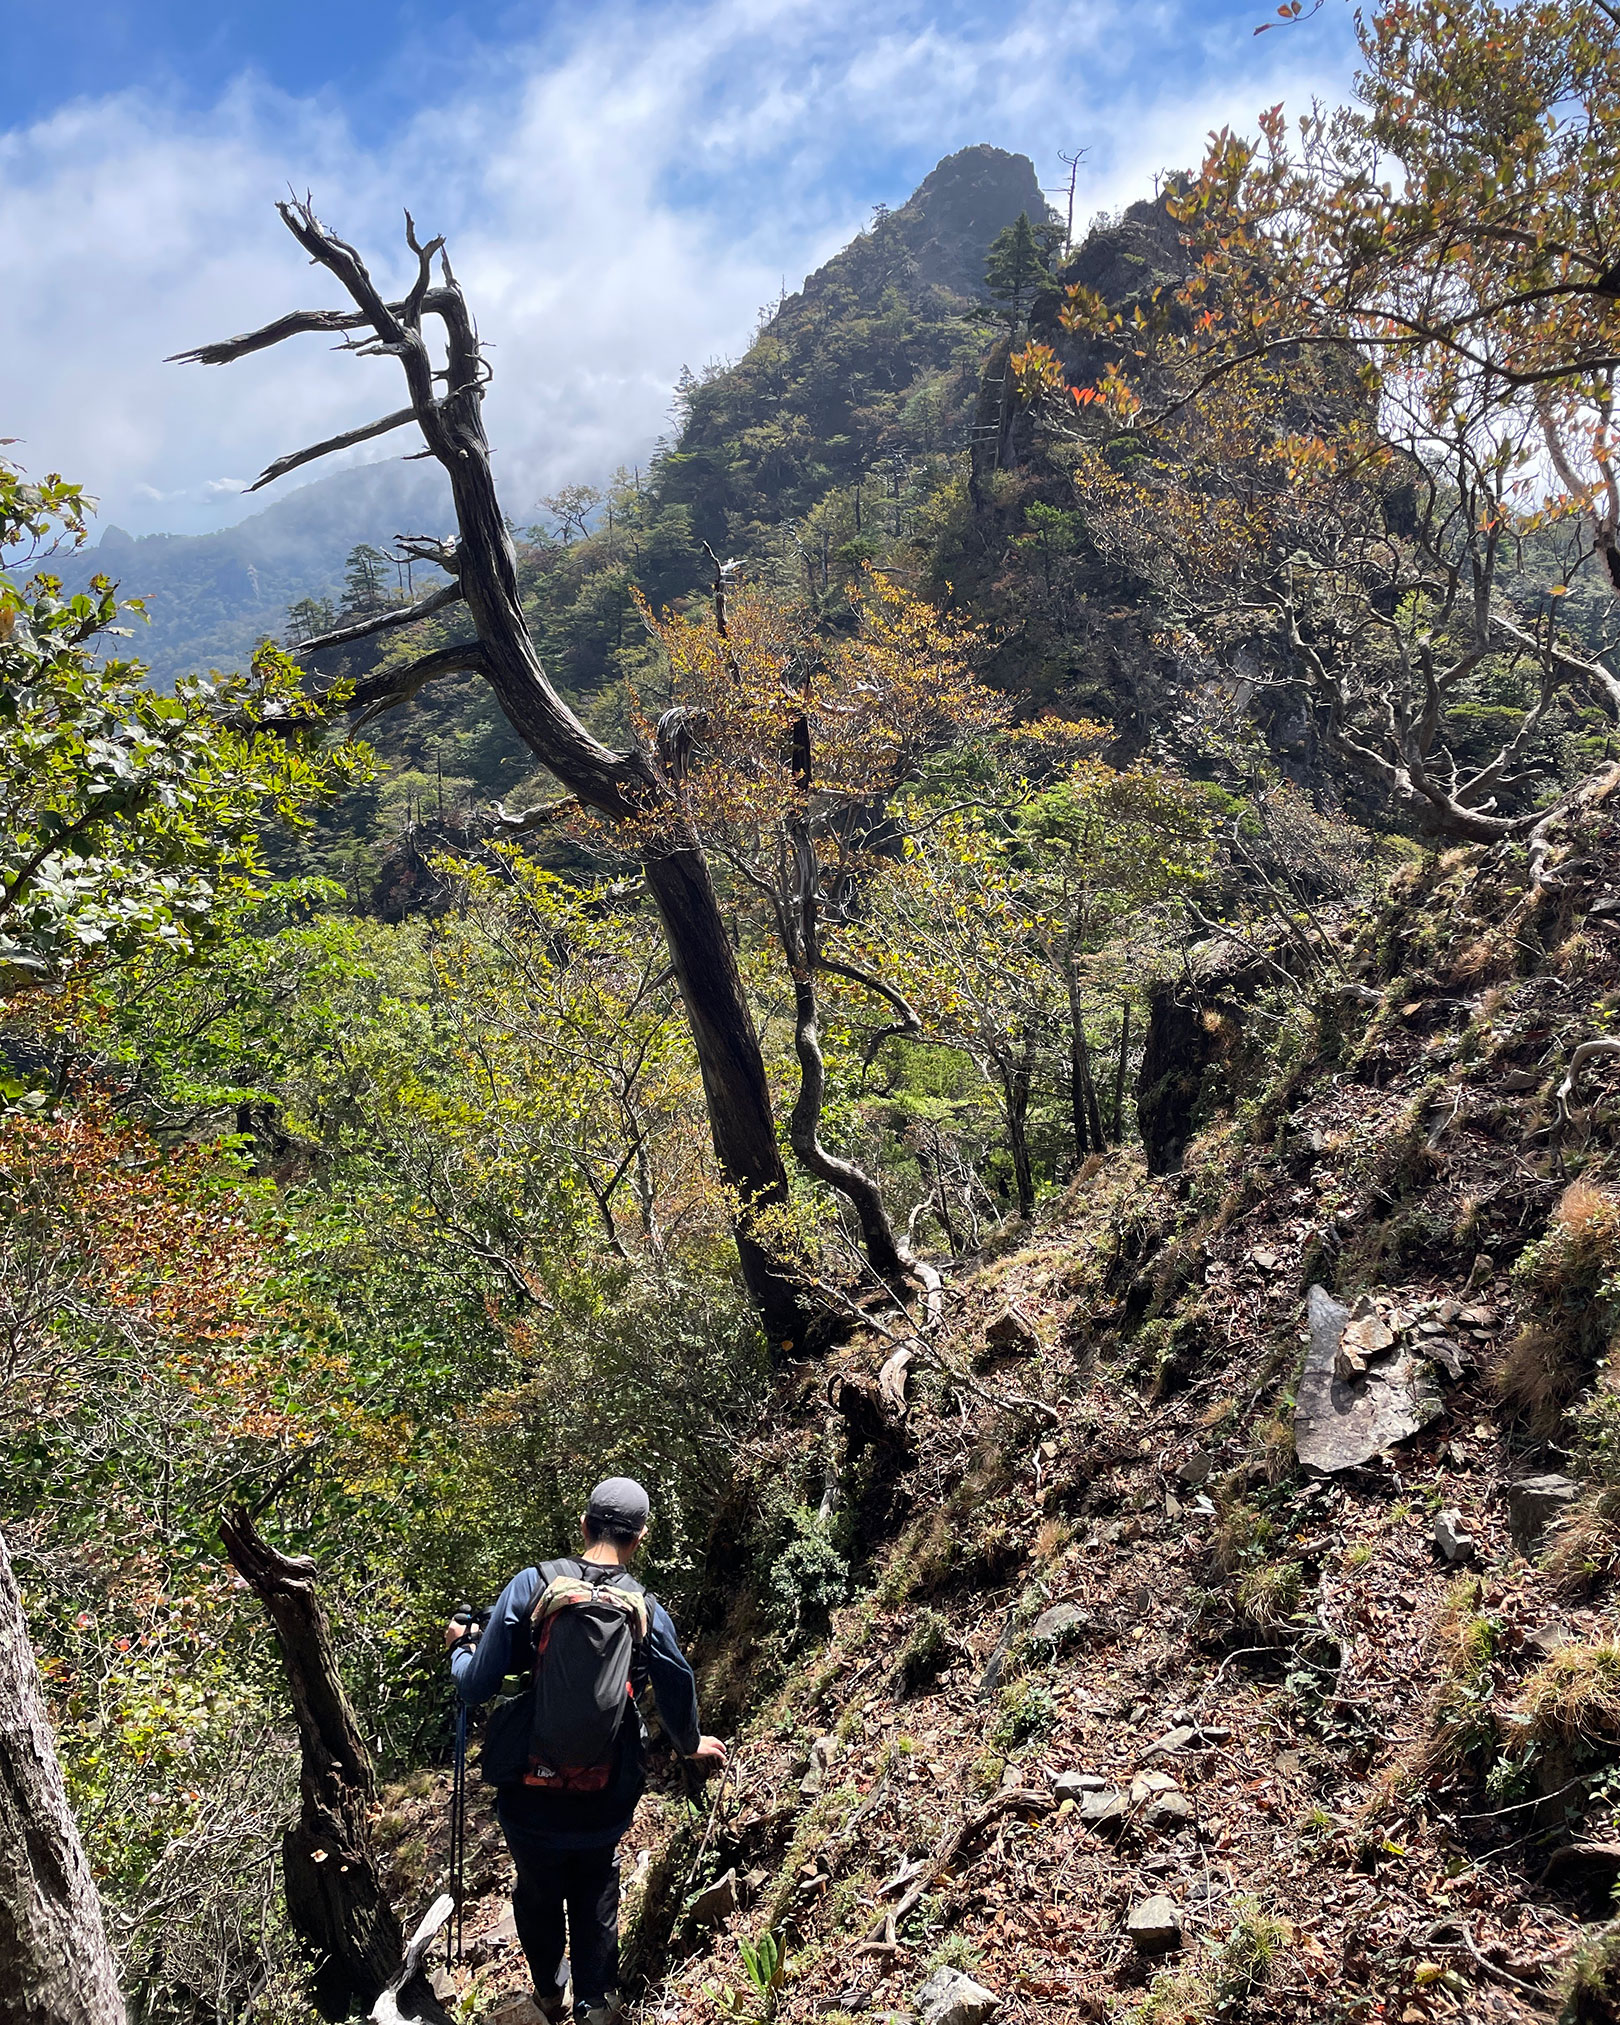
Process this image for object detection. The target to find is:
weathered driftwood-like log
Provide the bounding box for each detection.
[219,1510,400,2020]
[0,1525,126,2025]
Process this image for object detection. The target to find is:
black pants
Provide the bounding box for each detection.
[500,1827,621,2011]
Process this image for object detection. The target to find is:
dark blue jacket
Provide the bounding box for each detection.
[451,1560,702,1849]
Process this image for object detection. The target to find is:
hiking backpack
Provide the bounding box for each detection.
[519,1559,650,1792]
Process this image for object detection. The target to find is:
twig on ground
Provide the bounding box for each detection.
[855,1788,1052,1947]
[1459,1925,1556,2009]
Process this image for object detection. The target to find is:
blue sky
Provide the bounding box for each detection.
[4,0,1361,535]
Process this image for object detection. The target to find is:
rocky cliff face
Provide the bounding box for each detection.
[888,144,1058,298]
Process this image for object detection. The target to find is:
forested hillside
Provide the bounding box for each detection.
[8,8,1620,2025]
[50,461,456,687]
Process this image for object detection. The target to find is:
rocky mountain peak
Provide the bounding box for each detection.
[889,143,1056,296]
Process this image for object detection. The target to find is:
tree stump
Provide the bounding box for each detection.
[220,1510,402,2020]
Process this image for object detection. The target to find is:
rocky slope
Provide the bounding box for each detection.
[377,799,1620,2024]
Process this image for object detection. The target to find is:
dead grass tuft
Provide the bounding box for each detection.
[1410,1579,1501,1779]
[1492,1324,1583,1437]
[1514,1638,1620,1749]
[1497,1184,1620,1433]
[1557,1180,1620,1236]
[1546,1488,1620,1596]
[1032,1517,1074,1563]
[1235,1559,1305,1633]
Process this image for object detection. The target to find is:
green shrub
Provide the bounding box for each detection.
[766,1505,849,1647]
[1216,1897,1291,2002]
[1559,1919,1620,2024]
[896,1607,952,1694]
[992,1676,1054,1749]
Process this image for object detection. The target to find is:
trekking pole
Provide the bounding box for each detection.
[446,1606,480,1970]
[448,1695,468,1968]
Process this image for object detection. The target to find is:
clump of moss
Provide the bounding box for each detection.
[894,1608,952,1695]
[992,1676,1054,1749]
[1128,1966,1214,2025]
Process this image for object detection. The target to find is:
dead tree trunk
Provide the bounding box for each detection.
[219,1511,400,2022]
[1111,1001,1131,1146]
[0,1526,125,2025]
[790,974,909,1285]
[1000,1041,1037,1221]
[175,205,806,1352]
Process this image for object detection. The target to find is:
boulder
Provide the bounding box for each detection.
[1126,1895,1183,1952]
[1433,1509,1475,1564]
[1509,1474,1580,1554]
[687,1869,738,1928]
[800,1733,840,1797]
[1030,1602,1088,1644]
[1294,1285,1442,1473]
[1335,1297,1397,1377]
[1142,1725,1196,1758]
[1077,1787,1127,1829]
[1145,1792,1196,1831]
[1053,1769,1108,1799]
[487,2000,539,2025]
[916,1967,1001,2025]
[468,1906,519,1966]
[1137,939,1285,1173]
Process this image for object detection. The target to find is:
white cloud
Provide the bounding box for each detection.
[0,0,1359,537]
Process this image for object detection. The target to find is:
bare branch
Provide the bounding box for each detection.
[342,642,490,727]
[1492,609,1620,721]
[248,408,419,493]
[400,211,446,325]
[393,535,458,571]
[167,307,371,367]
[1558,1038,1620,1117]
[296,580,464,655]
[489,797,579,833]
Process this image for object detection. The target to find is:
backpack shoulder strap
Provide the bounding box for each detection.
[529,1559,650,1639]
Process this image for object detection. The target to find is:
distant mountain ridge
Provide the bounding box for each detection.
[48,461,455,685]
[41,144,1048,688]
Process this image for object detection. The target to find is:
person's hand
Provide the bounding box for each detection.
[445,1618,469,1651]
[691,1734,729,1766]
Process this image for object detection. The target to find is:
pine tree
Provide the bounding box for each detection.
[984,212,1062,330]
[340,543,393,617]
[285,594,337,646]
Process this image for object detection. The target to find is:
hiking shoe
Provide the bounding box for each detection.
[573,1999,623,2025]
[536,1990,570,2023]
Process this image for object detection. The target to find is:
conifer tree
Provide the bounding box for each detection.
[984,212,1062,330]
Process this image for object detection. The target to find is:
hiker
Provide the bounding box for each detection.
[446,1476,727,2025]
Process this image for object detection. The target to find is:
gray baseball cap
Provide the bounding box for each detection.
[586,1476,650,1531]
